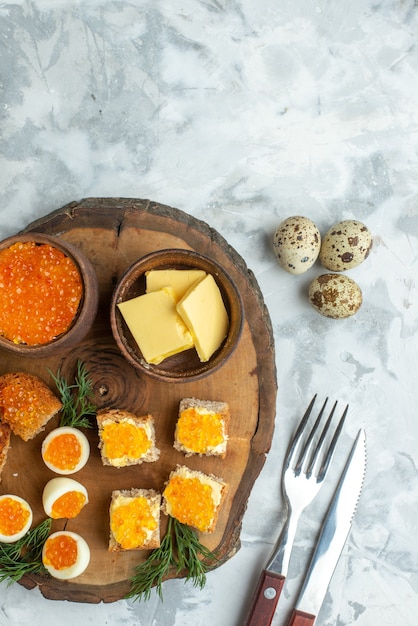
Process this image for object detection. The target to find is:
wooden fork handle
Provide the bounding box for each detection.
[244,570,285,625]
[287,608,316,626]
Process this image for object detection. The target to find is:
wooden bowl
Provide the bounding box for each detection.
[110,248,244,382]
[0,233,99,358]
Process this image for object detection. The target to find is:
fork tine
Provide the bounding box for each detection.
[294,397,328,476]
[285,394,317,469]
[304,400,336,478]
[317,403,349,481]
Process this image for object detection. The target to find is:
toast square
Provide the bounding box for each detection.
[174,397,229,458]
[109,488,161,551]
[0,423,11,480]
[96,409,160,468]
[162,465,228,533]
[0,372,62,441]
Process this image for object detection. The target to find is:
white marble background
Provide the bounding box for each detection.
[0,1,417,625]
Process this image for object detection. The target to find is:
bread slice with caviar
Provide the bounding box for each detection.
[96,409,160,468]
[162,465,228,534]
[0,423,11,480]
[0,372,62,441]
[174,397,229,458]
[109,488,161,551]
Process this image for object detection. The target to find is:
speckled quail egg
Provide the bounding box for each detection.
[319,220,373,271]
[308,274,362,319]
[273,216,321,275]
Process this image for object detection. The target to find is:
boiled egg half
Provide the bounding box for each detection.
[0,494,33,543]
[42,477,89,519]
[41,426,90,475]
[42,530,90,580]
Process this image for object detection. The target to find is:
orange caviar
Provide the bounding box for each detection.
[111,497,158,550]
[43,534,77,570]
[0,381,46,439]
[0,497,30,535]
[43,433,81,471]
[51,491,87,519]
[163,476,214,532]
[0,241,82,345]
[177,407,224,454]
[102,422,151,460]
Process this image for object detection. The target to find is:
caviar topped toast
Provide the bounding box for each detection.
[174,397,229,458]
[162,465,228,533]
[0,372,62,441]
[96,409,160,468]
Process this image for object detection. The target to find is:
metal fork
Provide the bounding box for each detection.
[244,395,348,626]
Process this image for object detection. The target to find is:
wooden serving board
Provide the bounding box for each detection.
[0,198,277,603]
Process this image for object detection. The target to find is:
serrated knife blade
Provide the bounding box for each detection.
[288,428,366,626]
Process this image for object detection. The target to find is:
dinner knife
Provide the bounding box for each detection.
[288,428,366,626]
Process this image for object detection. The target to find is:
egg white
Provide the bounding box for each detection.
[41,426,90,475]
[42,531,90,580]
[42,477,89,519]
[0,494,33,543]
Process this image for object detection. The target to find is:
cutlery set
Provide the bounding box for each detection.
[245,395,367,626]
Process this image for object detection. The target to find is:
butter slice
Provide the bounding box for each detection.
[117,287,193,364]
[146,269,207,301]
[176,274,229,362]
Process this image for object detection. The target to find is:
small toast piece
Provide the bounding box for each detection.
[109,488,161,551]
[0,423,11,480]
[162,465,228,533]
[0,372,62,441]
[96,409,160,468]
[174,397,229,458]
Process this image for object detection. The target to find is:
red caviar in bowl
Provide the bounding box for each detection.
[0,241,82,345]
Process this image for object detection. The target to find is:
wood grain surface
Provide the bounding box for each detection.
[0,198,277,603]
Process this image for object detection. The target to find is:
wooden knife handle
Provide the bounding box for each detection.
[244,570,285,626]
[287,609,316,626]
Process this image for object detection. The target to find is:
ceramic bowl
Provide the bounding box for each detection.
[110,248,244,382]
[0,232,99,358]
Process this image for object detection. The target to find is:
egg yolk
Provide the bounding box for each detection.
[43,433,82,471]
[111,497,158,550]
[102,422,151,460]
[163,476,214,532]
[177,407,224,453]
[43,534,78,570]
[0,241,82,345]
[50,491,87,519]
[0,497,30,536]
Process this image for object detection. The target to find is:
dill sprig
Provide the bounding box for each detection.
[173,517,218,589]
[126,516,177,601]
[0,518,52,584]
[126,516,218,602]
[49,360,96,428]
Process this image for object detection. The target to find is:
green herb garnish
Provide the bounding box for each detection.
[49,360,96,428]
[173,516,218,590]
[126,516,218,602]
[0,518,52,584]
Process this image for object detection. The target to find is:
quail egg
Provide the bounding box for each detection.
[41,426,90,475]
[308,274,362,319]
[0,494,33,543]
[42,530,90,580]
[273,216,321,275]
[319,220,373,271]
[42,477,89,519]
